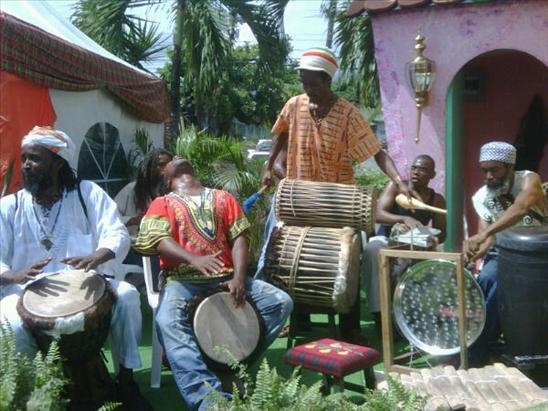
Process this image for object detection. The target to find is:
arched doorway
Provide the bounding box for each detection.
[445,50,547,247]
[77,122,130,197]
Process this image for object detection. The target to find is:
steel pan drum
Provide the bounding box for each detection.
[393,260,486,356]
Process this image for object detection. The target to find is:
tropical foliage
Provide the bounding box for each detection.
[206,356,427,410]
[318,0,380,109]
[158,44,301,134]
[71,0,165,74]
[0,323,67,411]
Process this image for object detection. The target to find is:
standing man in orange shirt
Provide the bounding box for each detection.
[262,47,417,344]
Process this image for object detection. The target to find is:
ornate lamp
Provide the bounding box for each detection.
[406,33,435,143]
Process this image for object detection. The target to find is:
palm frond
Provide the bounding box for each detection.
[334,1,380,108]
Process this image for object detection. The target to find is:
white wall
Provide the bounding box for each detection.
[50,88,164,157]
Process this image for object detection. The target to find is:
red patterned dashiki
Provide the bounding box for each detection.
[133,189,250,283]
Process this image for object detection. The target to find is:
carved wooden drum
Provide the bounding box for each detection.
[17,270,116,363]
[275,178,376,234]
[264,226,361,313]
[188,290,264,371]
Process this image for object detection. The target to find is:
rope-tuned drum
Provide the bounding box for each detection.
[264,226,361,313]
[275,178,376,234]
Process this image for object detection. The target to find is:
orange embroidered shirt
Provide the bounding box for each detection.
[272,94,382,184]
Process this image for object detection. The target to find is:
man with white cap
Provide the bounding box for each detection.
[464,140,546,365]
[261,47,417,345]
[0,126,151,410]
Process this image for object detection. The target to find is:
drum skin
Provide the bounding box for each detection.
[17,270,116,364]
[275,178,376,234]
[187,290,265,372]
[264,226,360,313]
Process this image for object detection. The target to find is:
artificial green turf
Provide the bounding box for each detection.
[103,293,415,410]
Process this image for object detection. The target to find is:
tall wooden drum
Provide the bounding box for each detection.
[275,178,376,234]
[264,226,361,313]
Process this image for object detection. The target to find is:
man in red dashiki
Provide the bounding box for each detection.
[133,158,293,411]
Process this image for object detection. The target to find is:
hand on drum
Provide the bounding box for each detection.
[463,232,489,262]
[0,257,51,285]
[61,248,115,271]
[189,251,224,276]
[219,277,246,308]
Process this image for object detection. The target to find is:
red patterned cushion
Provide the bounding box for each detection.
[283,339,380,378]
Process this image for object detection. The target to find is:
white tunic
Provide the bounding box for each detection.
[0,180,130,281]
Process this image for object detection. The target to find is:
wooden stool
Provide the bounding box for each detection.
[286,303,337,349]
[283,338,380,392]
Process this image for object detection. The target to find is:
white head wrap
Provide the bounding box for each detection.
[297,47,338,78]
[22,126,76,168]
[479,141,516,165]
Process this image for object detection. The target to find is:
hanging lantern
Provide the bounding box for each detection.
[406,33,435,143]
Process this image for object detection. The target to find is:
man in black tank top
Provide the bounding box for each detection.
[363,155,446,333]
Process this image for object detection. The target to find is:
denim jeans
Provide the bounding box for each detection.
[469,250,500,366]
[155,278,293,411]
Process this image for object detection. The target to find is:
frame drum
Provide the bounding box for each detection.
[17,270,116,363]
[189,290,264,371]
[264,226,361,313]
[275,178,376,234]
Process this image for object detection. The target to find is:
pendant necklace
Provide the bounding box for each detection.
[33,194,64,251]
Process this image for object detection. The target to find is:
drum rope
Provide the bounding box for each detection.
[289,180,297,217]
[288,227,309,297]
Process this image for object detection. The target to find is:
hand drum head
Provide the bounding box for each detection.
[192,291,262,369]
[22,270,106,317]
[393,260,486,356]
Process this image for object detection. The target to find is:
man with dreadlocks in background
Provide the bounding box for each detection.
[114,148,173,287]
[115,148,173,237]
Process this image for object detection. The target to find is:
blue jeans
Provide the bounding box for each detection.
[469,250,500,366]
[254,195,278,280]
[155,278,293,411]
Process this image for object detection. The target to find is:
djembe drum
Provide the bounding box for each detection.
[264,226,361,313]
[17,269,117,405]
[275,178,376,234]
[188,290,265,372]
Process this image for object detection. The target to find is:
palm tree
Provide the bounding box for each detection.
[334,2,380,108]
[71,0,165,74]
[168,0,289,139]
[73,0,290,141]
[319,0,380,109]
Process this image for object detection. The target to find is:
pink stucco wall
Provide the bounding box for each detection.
[371,0,548,193]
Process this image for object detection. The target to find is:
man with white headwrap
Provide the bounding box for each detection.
[464,140,546,365]
[0,127,151,410]
[260,47,418,345]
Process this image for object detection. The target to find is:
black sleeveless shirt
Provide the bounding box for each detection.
[377,182,436,237]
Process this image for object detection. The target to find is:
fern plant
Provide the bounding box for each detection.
[0,323,67,411]
[204,355,426,411]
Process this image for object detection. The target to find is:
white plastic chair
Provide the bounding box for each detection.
[142,256,164,388]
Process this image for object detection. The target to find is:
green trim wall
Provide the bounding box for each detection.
[445,71,464,251]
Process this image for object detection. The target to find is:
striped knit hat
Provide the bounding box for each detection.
[297,47,338,78]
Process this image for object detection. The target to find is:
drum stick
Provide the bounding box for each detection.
[395,194,447,215]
